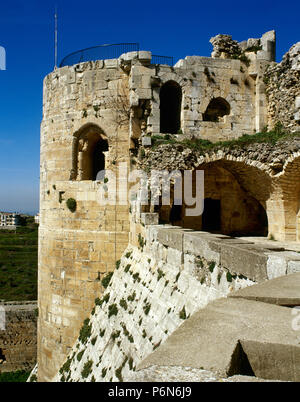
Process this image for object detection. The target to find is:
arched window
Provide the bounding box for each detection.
[203,97,230,122]
[70,124,108,181]
[160,81,182,134]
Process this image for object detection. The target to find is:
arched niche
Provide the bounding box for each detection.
[70,124,108,181]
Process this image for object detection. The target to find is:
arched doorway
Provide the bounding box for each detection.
[157,163,269,237]
[160,81,182,134]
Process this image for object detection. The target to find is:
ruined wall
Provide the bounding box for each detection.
[264,42,300,131]
[129,53,265,141]
[0,301,37,373]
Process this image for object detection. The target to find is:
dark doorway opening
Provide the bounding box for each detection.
[92,139,108,181]
[202,198,221,232]
[170,204,182,224]
[0,348,6,363]
[160,81,182,134]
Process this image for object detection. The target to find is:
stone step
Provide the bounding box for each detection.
[229,272,300,306]
[137,297,300,381]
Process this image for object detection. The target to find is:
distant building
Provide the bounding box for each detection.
[34,214,40,224]
[0,212,21,228]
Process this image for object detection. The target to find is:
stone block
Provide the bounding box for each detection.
[221,244,268,282]
[141,213,159,226]
[157,228,184,251]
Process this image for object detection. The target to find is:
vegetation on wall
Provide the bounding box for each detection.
[66,198,77,213]
[151,127,300,151]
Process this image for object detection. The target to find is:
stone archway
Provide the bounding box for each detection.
[70,123,108,181]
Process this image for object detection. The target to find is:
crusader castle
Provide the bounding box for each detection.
[36,31,300,382]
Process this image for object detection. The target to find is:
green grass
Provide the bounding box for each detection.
[0,370,31,382]
[151,128,300,152]
[0,227,38,301]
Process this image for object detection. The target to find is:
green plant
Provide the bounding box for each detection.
[143,302,151,315]
[81,360,93,379]
[157,269,165,281]
[91,336,97,345]
[79,318,92,344]
[132,272,141,283]
[179,306,187,320]
[138,234,145,250]
[99,329,106,337]
[119,298,128,310]
[101,272,113,288]
[208,261,216,273]
[115,356,128,382]
[128,357,134,370]
[111,330,121,340]
[66,198,77,213]
[59,357,72,375]
[127,291,136,302]
[77,350,84,362]
[102,368,107,378]
[108,303,118,318]
[125,251,132,258]
[124,264,131,273]
[226,272,233,282]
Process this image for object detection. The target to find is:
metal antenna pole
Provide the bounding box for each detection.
[54,6,58,68]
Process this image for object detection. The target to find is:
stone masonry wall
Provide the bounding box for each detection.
[0,301,37,373]
[54,222,300,382]
[38,59,131,381]
[264,42,300,131]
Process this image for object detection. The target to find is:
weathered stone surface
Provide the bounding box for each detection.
[138,298,300,381]
[229,272,300,306]
[0,301,37,373]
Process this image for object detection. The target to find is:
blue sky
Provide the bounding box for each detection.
[0,0,299,215]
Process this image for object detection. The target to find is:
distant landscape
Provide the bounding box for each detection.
[0,220,38,302]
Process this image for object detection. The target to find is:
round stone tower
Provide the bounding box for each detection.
[38,59,131,381]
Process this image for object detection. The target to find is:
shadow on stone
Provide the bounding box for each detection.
[227,341,255,377]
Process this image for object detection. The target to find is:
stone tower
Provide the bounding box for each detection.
[38,57,133,381]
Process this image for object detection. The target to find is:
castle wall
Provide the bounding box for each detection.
[38,61,131,381]
[0,301,37,373]
[53,222,300,382]
[128,55,264,141]
[38,35,298,381]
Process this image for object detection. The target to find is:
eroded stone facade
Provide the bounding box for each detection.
[0,301,37,373]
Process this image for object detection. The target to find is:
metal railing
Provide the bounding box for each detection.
[151,55,174,66]
[59,43,174,67]
[59,43,140,67]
